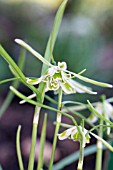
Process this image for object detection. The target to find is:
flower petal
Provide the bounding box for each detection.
[58,127,75,140]
[26,77,43,85]
[60,80,75,94]
[68,79,97,94]
[58,61,67,70]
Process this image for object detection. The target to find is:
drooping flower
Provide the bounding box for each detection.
[58,124,113,151]
[58,126,90,148]
[88,100,113,134]
[15,39,112,96]
[89,101,113,123]
[26,61,97,95]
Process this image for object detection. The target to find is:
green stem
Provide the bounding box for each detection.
[37,113,47,170]
[49,88,63,170]
[95,118,103,170]
[10,86,78,126]
[28,106,41,170]
[16,125,24,170]
[77,141,84,170]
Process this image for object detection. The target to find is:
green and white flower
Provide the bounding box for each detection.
[26,61,97,95]
[88,100,113,134]
[15,39,112,96]
[89,101,113,123]
[58,125,113,151]
[58,126,90,148]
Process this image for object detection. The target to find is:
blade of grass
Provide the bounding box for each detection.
[0,45,40,96]
[37,113,47,170]
[41,0,68,75]
[0,77,19,85]
[0,49,26,118]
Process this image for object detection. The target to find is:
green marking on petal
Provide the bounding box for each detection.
[61,81,75,94]
[26,77,42,85]
[53,72,62,79]
[58,62,67,70]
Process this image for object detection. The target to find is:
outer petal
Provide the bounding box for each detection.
[26,76,44,85]
[58,127,75,140]
[60,80,75,94]
[88,113,98,123]
[58,61,67,70]
[104,101,113,119]
[68,79,97,94]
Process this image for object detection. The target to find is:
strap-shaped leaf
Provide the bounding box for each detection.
[16,125,24,170]
[41,0,68,75]
[66,70,113,88]
[15,39,52,67]
[0,45,40,96]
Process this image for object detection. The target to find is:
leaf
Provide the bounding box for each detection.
[15,39,52,67]
[0,48,26,118]
[0,45,40,96]
[66,70,113,88]
[16,125,24,170]
[90,132,113,152]
[41,0,68,75]
[38,0,68,100]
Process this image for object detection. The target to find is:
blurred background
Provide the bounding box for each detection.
[0,0,113,170]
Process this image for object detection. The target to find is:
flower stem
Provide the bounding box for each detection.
[49,88,63,170]
[28,106,41,170]
[95,118,103,170]
[77,141,84,170]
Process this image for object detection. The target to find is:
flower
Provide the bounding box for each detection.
[58,126,90,148]
[89,101,113,123]
[26,61,97,95]
[58,124,113,151]
[15,39,112,95]
[88,100,113,134]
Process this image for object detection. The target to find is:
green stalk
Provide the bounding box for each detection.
[28,106,41,170]
[37,113,47,170]
[95,118,103,170]
[49,88,63,170]
[77,141,84,170]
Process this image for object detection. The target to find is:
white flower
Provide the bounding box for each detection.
[58,126,90,148]
[26,62,97,95]
[58,124,113,152]
[15,39,112,96]
[89,101,113,123]
[88,101,113,134]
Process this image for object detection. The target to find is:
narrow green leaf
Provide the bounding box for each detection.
[66,70,113,88]
[38,0,68,101]
[37,113,47,170]
[16,125,24,170]
[15,39,52,67]
[0,49,26,118]
[0,77,19,85]
[41,0,68,75]
[0,45,26,81]
[0,45,40,96]
[90,132,113,152]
